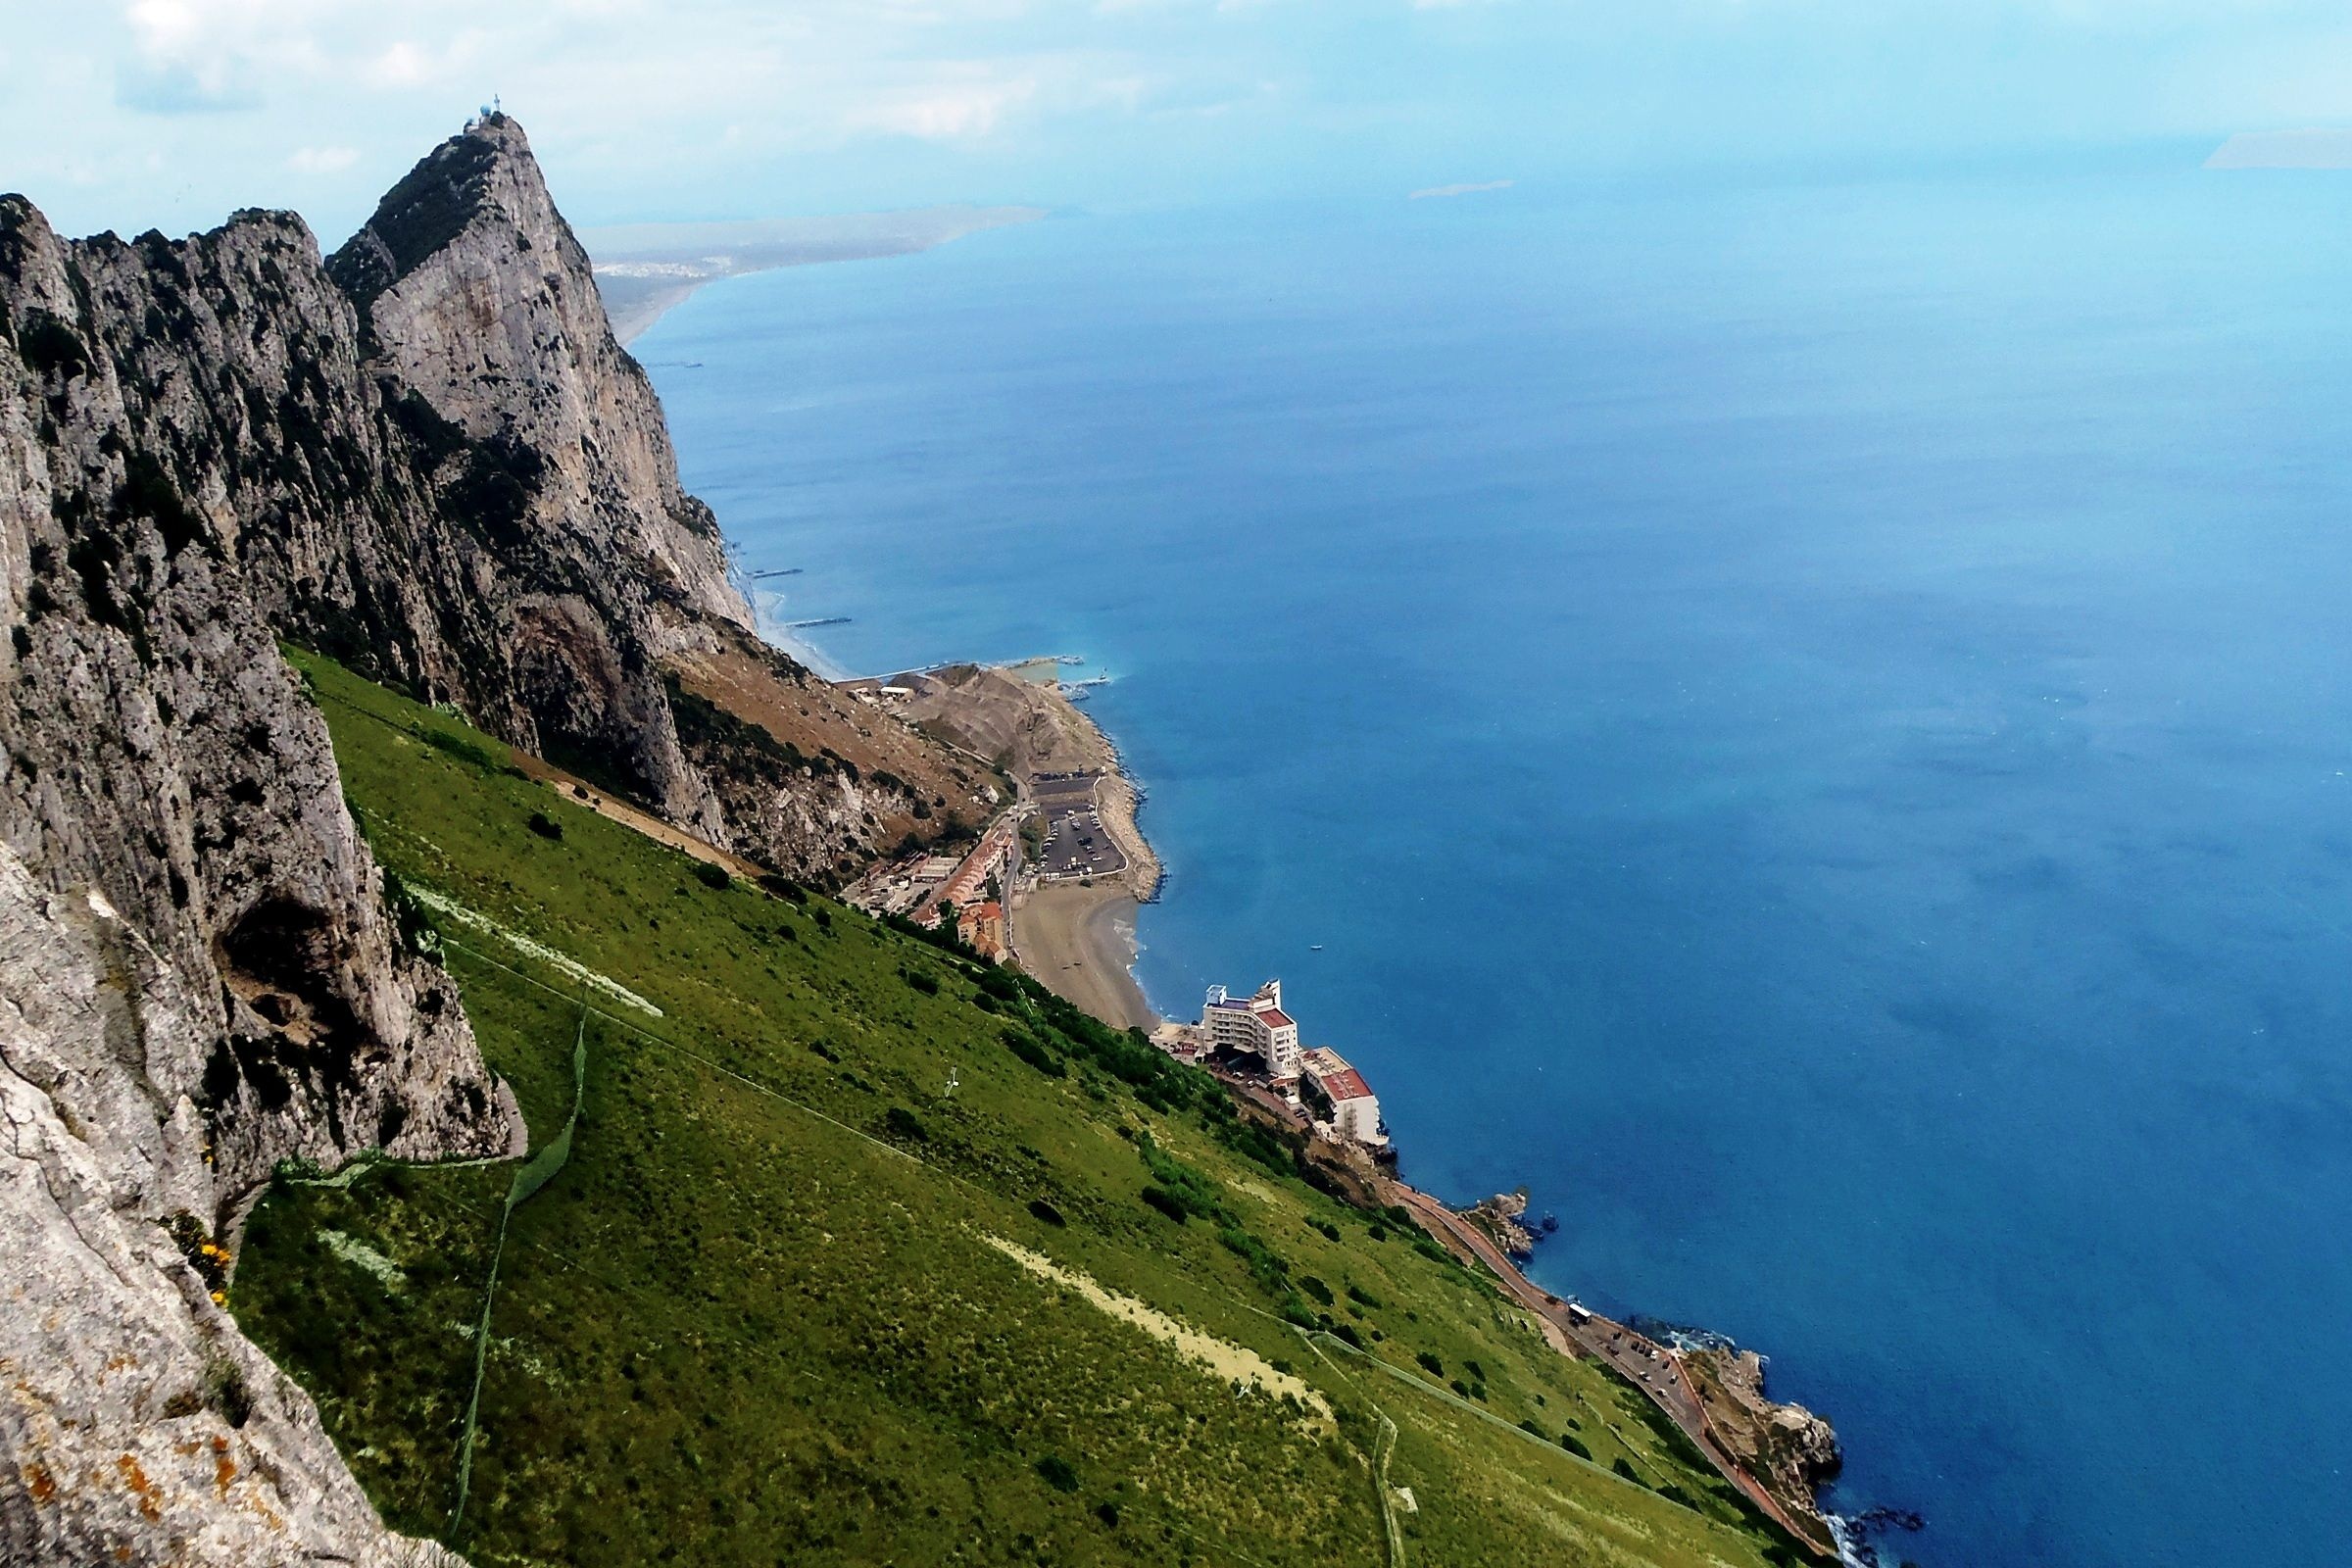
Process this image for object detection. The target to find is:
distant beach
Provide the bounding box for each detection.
[857,658,1166,1028]
[582,206,1046,343]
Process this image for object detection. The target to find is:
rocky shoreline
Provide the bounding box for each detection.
[1384,1174,1848,1558]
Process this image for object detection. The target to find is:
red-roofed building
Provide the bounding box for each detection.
[957,900,1007,961]
[1301,1048,1385,1147]
[916,817,1018,926]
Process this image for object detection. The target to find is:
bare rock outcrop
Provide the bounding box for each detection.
[0,182,517,1562]
[0,107,1005,1560]
[316,113,990,876]
[1,850,470,1568]
[1686,1347,1843,1516]
[330,115,749,638]
[0,114,989,893]
[1461,1188,1538,1259]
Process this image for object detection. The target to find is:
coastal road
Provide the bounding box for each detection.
[1388,1186,1838,1558]
[1208,1064,1833,1555]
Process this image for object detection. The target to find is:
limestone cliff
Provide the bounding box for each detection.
[0,190,515,1563]
[4,116,987,886]
[0,851,480,1568]
[315,116,991,874]
[329,115,748,638]
[0,111,999,1559]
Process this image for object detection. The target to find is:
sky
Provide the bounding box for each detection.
[5,2,2352,240]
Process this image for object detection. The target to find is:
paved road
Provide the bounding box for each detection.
[1388,1185,1837,1558]
[1207,1071,1833,1558]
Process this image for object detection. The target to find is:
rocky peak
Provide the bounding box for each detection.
[0,104,1012,1557]
[325,115,517,313]
[329,115,750,634]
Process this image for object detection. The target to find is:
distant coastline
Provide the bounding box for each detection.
[828,655,1167,1031]
[584,205,1048,343]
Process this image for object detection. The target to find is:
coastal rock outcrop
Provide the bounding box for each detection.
[1686,1347,1843,1504]
[0,192,518,1200]
[314,115,989,874]
[1462,1188,1539,1258]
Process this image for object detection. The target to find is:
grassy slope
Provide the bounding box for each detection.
[232,651,1804,1568]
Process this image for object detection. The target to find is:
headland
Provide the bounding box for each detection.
[839,658,1165,1030]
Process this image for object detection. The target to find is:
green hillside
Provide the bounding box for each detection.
[230,650,1808,1568]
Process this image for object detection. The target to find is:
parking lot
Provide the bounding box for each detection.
[1032,771,1127,882]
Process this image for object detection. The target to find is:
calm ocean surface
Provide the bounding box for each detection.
[638,161,2352,1568]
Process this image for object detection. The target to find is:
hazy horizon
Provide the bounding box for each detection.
[11,3,2352,243]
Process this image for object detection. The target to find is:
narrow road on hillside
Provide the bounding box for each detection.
[1213,1058,1835,1559]
[1387,1186,1836,1558]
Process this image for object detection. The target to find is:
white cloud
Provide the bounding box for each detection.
[2205,127,2352,169]
[853,76,1042,140]
[288,144,361,173]
[119,0,340,113]
[366,42,438,88]
[2,0,2343,241]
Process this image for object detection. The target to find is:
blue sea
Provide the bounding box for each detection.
[637,157,2352,1568]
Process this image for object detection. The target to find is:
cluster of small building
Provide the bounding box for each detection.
[836,792,1382,1151]
[849,815,1017,960]
[1193,980,1386,1149]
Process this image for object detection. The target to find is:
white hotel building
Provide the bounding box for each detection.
[1200,980,1302,1085]
[1199,982,1387,1148]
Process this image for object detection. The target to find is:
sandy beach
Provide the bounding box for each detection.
[1010,882,1160,1032]
[885,661,1164,1021]
[582,206,1046,344]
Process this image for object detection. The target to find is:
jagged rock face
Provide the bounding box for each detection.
[0,108,996,1562]
[317,117,746,835]
[1694,1348,1843,1494]
[331,116,749,636]
[4,116,986,886]
[0,187,671,821]
[0,195,516,1562]
[1,850,468,1568]
[0,196,518,1189]
[0,199,516,1197]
